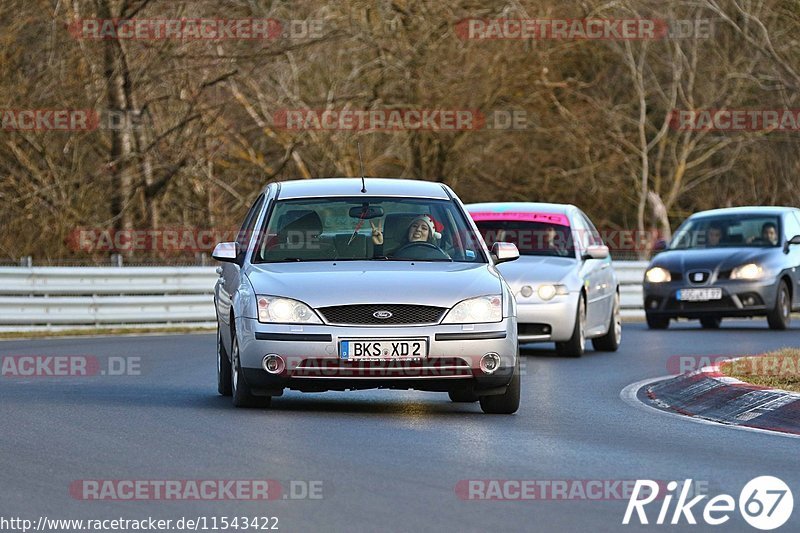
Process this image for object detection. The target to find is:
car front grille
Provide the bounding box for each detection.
[316,304,447,326]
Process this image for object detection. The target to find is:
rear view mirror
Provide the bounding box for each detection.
[491,242,519,264]
[653,239,668,253]
[582,244,609,260]
[212,241,240,263]
[349,205,385,219]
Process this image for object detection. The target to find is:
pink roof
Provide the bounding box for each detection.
[470,211,570,227]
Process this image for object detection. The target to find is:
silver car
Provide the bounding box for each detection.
[467,202,621,357]
[212,178,522,414]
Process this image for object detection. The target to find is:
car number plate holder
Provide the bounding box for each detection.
[339,339,428,361]
[677,288,723,302]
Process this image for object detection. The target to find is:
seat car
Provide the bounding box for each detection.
[643,206,800,329]
[212,178,522,414]
[466,203,621,357]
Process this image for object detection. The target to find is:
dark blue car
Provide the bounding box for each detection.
[643,206,800,329]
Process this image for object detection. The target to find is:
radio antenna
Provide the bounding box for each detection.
[357,141,367,193]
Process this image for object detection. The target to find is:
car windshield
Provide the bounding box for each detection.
[669,214,782,250]
[473,217,575,258]
[253,196,486,263]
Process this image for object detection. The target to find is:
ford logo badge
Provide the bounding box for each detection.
[373,310,393,319]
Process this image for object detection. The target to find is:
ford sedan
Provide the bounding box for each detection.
[213,178,522,414]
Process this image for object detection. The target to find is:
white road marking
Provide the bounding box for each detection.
[620,376,800,440]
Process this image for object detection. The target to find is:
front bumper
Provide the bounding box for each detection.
[235,316,518,395]
[643,277,780,319]
[515,292,579,342]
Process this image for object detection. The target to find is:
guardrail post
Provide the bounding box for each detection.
[20,256,32,267]
[111,254,123,267]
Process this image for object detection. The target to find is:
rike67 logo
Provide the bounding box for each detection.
[624,477,793,530]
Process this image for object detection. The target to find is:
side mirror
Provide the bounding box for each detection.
[491,242,519,264]
[784,234,800,253]
[653,239,668,253]
[212,241,240,263]
[582,244,609,260]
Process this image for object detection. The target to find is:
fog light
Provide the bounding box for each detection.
[262,354,285,374]
[520,285,533,298]
[480,353,501,374]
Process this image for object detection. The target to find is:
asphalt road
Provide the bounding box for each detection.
[1,321,799,533]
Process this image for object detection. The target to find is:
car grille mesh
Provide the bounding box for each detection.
[317,304,447,325]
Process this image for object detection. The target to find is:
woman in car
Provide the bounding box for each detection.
[370,214,444,257]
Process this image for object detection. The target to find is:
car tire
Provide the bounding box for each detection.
[767,280,791,330]
[699,317,722,329]
[217,323,232,396]
[231,333,271,408]
[645,314,670,330]
[448,390,479,403]
[479,356,520,415]
[556,296,585,357]
[592,293,622,352]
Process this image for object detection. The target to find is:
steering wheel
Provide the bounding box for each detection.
[392,242,452,261]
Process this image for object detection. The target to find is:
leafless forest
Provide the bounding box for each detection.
[1,0,799,262]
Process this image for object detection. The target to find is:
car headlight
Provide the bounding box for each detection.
[645,267,671,283]
[537,284,569,301]
[442,295,503,324]
[730,263,765,280]
[256,296,322,324]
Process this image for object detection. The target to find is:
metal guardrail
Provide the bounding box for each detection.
[616,261,648,319]
[0,263,648,331]
[0,267,219,331]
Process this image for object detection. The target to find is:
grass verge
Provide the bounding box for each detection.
[719,348,800,393]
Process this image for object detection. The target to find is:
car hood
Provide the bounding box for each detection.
[496,255,577,286]
[651,247,777,273]
[246,261,502,308]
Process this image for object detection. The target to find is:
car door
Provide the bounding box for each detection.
[581,212,615,321]
[572,212,606,331]
[784,212,800,309]
[216,193,266,347]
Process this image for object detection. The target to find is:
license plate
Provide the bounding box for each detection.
[340,339,427,360]
[677,288,723,302]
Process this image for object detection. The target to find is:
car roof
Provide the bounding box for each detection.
[465,202,575,215]
[272,178,450,199]
[690,206,799,218]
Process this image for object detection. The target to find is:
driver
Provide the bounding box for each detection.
[371,214,441,255]
[760,222,779,245]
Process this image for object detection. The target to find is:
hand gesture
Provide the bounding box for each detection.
[370,219,384,245]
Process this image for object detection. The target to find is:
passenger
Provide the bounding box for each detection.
[705,224,723,247]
